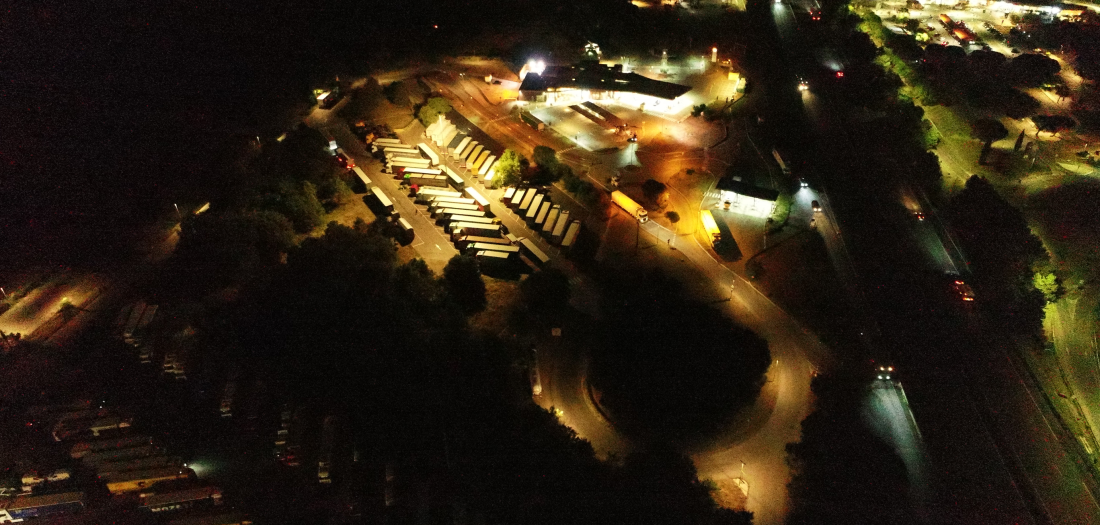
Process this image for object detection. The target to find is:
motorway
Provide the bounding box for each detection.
[778,0,1100,520]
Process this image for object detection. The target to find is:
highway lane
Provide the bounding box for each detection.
[775,1,1100,519]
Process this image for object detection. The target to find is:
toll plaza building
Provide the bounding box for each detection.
[519,62,692,115]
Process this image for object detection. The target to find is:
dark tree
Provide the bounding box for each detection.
[946,177,1047,340]
[443,254,487,313]
[590,270,771,443]
[417,96,452,127]
[383,81,413,107]
[520,268,571,314]
[532,145,558,168]
[1031,115,1076,136]
[1005,53,1061,87]
[167,210,294,299]
[275,180,326,233]
[336,78,384,122]
[1001,88,1041,120]
[642,179,667,202]
[786,371,915,524]
[971,118,1008,164]
[617,445,754,525]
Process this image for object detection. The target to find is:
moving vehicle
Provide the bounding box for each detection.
[811,200,821,212]
[610,191,649,223]
[877,365,895,381]
[951,278,975,301]
[334,148,355,169]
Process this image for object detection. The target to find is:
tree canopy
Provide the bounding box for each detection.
[947,176,1048,340]
[493,149,526,188]
[589,270,771,443]
[417,96,453,127]
[443,254,488,313]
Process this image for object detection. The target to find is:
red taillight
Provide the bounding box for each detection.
[836,71,844,78]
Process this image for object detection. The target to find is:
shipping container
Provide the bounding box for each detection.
[541,205,562,234]
[519,238,551,266]
[561,220,582,249]
[464,187,491,214]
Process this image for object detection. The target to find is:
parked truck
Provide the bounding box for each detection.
[700,210,721,247]
[71,435,153,459]
[0,492,84,521]
[610,191,648,223]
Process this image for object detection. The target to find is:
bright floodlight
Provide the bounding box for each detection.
[529,60,546,75]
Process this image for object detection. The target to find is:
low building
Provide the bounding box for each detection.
[715,178,779,218]
[519,62,692,114]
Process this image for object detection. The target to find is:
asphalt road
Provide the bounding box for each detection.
[776,0,1100,520]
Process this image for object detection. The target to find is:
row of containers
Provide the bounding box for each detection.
[413,185,581,270]
[3,400,237,523]
[361,135,580,270]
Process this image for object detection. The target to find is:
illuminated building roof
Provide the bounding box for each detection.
[519,63,691,100]
[716,177,779,202]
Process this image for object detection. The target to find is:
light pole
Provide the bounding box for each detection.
[174,203,181,220]
[729,281,736,301]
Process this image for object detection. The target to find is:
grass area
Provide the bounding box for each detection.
[768,191,792,232]
[751,231,861,350]
[468,277,521,336]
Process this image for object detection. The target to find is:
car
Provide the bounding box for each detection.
[799,178,809,188]
[951,278,975,301]
[798,79,809,92]
[877,365,894,381]
[811,200,821,212]
[914,211,925,221]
